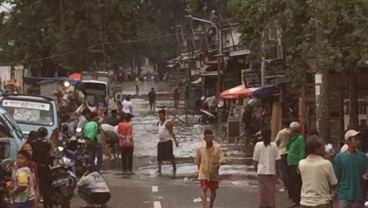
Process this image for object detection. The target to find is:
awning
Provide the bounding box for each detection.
[192,78,202,84]
[252,84,279,98]
[200,71,218,77]
[230,49,250,57]
[220,84,259,99]
[23,77,80,86]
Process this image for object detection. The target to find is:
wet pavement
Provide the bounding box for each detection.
[105,81,256,184]
[68,81,291,208]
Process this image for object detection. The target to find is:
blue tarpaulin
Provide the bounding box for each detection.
[252,84,279,98]
[23,77,80,86]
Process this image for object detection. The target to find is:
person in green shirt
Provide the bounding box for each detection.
[333,129,368,208]
[83,112,103,171]
[286,121,305,208]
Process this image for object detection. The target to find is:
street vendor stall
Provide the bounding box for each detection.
[253,85,281,140]
[220,84,259,142]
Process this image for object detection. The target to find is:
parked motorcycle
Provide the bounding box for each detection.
[0,159,13,207]
[198,109,217,124]
[75,137,89,178]
[49,146,77,208]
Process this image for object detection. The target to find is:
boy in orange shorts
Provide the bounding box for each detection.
[195,130,224,208]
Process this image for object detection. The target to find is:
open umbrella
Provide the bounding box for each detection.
[69,72,81,80]
[220,84,259,99]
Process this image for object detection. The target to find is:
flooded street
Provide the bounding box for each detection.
[69,81,290,208]
[104,82,255,183]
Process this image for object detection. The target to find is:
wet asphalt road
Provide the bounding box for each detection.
[66,81,291,208]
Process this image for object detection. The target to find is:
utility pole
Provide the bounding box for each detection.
[185,15,222,97]
[260,31,266,86]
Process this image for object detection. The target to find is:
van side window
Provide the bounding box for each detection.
[0,116,12,137]
[2,114,23,139]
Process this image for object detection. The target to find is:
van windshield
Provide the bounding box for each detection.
[2,99,54,126]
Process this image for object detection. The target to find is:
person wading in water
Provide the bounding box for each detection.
[157,110,179,178]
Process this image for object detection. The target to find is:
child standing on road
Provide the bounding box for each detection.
[195,130,224,208]
[11,150,35,208]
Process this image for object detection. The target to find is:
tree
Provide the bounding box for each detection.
[229,0,368,137]
[0,0,185,75]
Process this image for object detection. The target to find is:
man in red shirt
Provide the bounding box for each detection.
[115,113,134,175]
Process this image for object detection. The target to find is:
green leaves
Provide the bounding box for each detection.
[229,0,368,84]
[0,0,182,71]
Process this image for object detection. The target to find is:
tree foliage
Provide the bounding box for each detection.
[228,0,368,83]
[0,0,185,72]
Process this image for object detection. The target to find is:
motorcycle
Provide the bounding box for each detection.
[75,136,89,178]
[0,159,13,207]
[198,109,217,124]
[49,146,77,208]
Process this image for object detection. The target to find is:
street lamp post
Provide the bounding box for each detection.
[185,15,222,98]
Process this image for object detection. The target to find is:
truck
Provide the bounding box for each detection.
[78,71,110,113]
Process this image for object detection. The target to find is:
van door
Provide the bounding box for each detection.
[0,113,23,159]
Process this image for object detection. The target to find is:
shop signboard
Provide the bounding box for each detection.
[242,69,261,88]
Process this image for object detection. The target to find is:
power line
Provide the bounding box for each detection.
[0,33,183,65]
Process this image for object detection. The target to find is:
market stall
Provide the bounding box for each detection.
[253,85,281,140]
[220,84,259,142]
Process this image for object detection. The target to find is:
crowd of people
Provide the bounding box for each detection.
[16,86,368,208]
[7,123,111,208]
[253,121,368,208]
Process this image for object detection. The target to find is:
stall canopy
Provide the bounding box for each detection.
[23,77,80,86]
[220,84,259,99]
[252,84,279,98]
[69,72,81,80]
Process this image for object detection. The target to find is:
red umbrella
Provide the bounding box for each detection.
[69,73,81,80]
[220,84,259,99]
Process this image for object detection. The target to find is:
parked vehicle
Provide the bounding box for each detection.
[75,137,89,178]
[50,146,77,208]
[0,107,24,160]
[79,71,110,113]
[1,94,59,140]
[198,109,217,124]
[0,159,13,207]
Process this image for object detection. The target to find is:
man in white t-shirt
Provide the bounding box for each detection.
[122,96,133,114]
[299,135,337,208]
[253,127,281,208]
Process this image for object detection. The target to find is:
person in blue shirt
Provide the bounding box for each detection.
[333,129,368,208]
